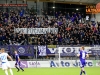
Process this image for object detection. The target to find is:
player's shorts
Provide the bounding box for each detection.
[2,62,11,70]
[80,59,86,68]
[15,61,21,67]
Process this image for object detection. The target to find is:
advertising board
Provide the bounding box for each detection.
[0,60,99,68]
[47,47,100,56]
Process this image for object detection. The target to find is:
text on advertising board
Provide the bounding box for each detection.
[86,3,100,14]
[50,61,93,67]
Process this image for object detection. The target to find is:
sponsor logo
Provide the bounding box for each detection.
[48,47,78,53]
[18,47,25,54]
[20,61,28,68]
[28,61,40,66]
[47,47,80,56]
[50,61,93,67]
[47,47,98,56]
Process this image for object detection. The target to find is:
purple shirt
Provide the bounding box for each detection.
[78,50,87,60]
[15,54,19,62]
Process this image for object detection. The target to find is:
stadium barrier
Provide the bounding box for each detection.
[0,60,100,68]
[0,45,100,56]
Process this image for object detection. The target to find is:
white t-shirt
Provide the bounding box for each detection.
[0,53,8,63]
[86,16,89,20]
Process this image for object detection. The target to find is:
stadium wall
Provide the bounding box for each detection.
[96,13,100,22]
[0,60,100,68]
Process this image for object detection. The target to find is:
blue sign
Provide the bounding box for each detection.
[0,46,9,51]
[46,47,100,56]
[46,47,78,56]
[9,45,34,56]
[0,45,100,56]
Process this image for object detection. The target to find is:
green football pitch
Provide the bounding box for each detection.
[0,67,100,75]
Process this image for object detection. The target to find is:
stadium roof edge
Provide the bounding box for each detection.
[22,0,99,5]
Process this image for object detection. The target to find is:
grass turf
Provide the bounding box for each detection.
[0,67,100,75]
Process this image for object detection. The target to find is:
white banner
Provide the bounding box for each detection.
[14,28,58,34]
[38,46,47,56]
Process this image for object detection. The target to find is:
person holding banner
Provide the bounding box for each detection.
[14,50,24,72]
[77,46,89,75]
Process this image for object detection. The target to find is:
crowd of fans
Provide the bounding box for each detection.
[0,9,100,46]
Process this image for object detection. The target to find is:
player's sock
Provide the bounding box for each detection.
[80,70,83,75]
[5,70,8,75]
[15,66,20,71]
[9,69,13,75]
[83,71,86,75]
[19,67,24,71]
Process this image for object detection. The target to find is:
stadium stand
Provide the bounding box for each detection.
[0,1,100,75]
[0,9,100,45]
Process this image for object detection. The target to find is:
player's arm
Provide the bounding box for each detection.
[85,51,89,58]
[77,53,80,57]
[18,58,20,62]
[86,54,89,58]
[77,51,80,57]
[7,55,13,61]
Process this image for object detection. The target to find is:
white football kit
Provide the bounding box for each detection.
[0,53,11,70]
